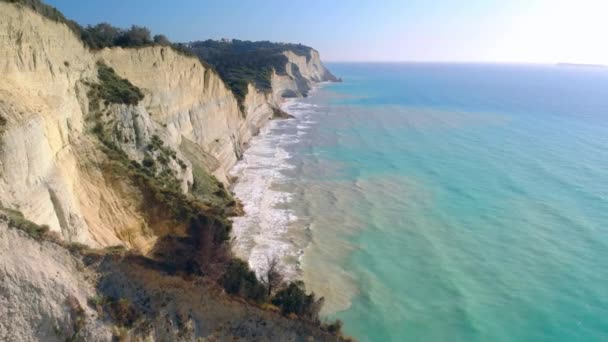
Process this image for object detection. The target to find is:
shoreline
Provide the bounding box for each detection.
[228,83,326,279]
[228,81,359,316]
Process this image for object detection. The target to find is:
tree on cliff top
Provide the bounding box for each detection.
[113,25,153,47]
[80,23,120,49]
[220,259,267,301]
[81,24,154,49]
[261,256,283,297]
[271,280,324,321]
[153,34,171,46]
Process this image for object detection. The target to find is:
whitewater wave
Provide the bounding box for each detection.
[229,96,318,278]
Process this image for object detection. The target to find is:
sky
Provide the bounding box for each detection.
[46,0,608,64]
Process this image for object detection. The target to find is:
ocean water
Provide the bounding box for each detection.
[230,63,608,341]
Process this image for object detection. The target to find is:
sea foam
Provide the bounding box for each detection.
[230,97,317,278]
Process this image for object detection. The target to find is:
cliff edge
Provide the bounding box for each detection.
[0,0,336,247]
[0,1,345,341]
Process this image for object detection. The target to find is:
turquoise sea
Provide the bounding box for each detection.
[231,63,608,341]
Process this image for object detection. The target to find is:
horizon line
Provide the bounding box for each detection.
[323,60,608,67]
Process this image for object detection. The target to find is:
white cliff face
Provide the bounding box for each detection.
[0,222,113,342]
[97,48,287,185]
[0,2,97,244]
[240,83,277,143]
[0,3,161,247]
[271,49,337,100]
[284,49,334,82]
[0,2,342,341]
[0,2,336,248]
[98,47,243,183]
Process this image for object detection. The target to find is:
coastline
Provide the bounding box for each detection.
[229,81,360,316]
[0,1,351,338]
[229,84,326,279]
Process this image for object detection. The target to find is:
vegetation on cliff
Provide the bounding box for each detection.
[186,40,313,105]
[2,0,195,58]
[0,207,50,240]
[272,281,323,318]
[3,0,324,111]
[2,0,83,35]
[83,62,344,336]
[179,138,237,209]
[1,0,346,339]
[93,62,144,105]
[0,114,7,141]
[81,23,154,49]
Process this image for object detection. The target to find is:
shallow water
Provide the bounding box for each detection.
[230,63,608,341]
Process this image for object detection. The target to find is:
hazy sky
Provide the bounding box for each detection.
[46,0,608,64]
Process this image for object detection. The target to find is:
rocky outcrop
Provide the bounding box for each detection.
[0,1,336,247]
[97,46,241,184]
[272,49,338,100]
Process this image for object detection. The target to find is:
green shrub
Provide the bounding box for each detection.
[104,245,127,254]
[112,25,152,47]
[142,155,155,170]
[105,297,139,328]
[150,134,163,148]
[0,114,7,139]
[1,207,50,240]
[220,259,266,301]
[79,22,184,52]
[95,62,144,105]
[79,22,121,49]
[157,154,169,166]
[67,242,89,254]
[322,319,344,335]
[153,34,170,46]
[271,281,323,320]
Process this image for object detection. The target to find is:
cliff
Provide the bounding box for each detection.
[0,1,344,341]
[0,1,335,246]
[0,218,342,341]
[272,49,339,99]
[186,39,339,104]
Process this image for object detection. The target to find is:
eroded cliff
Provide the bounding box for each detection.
[0,1,335,247]
[0,1,344,340]
[0,216,344,341]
